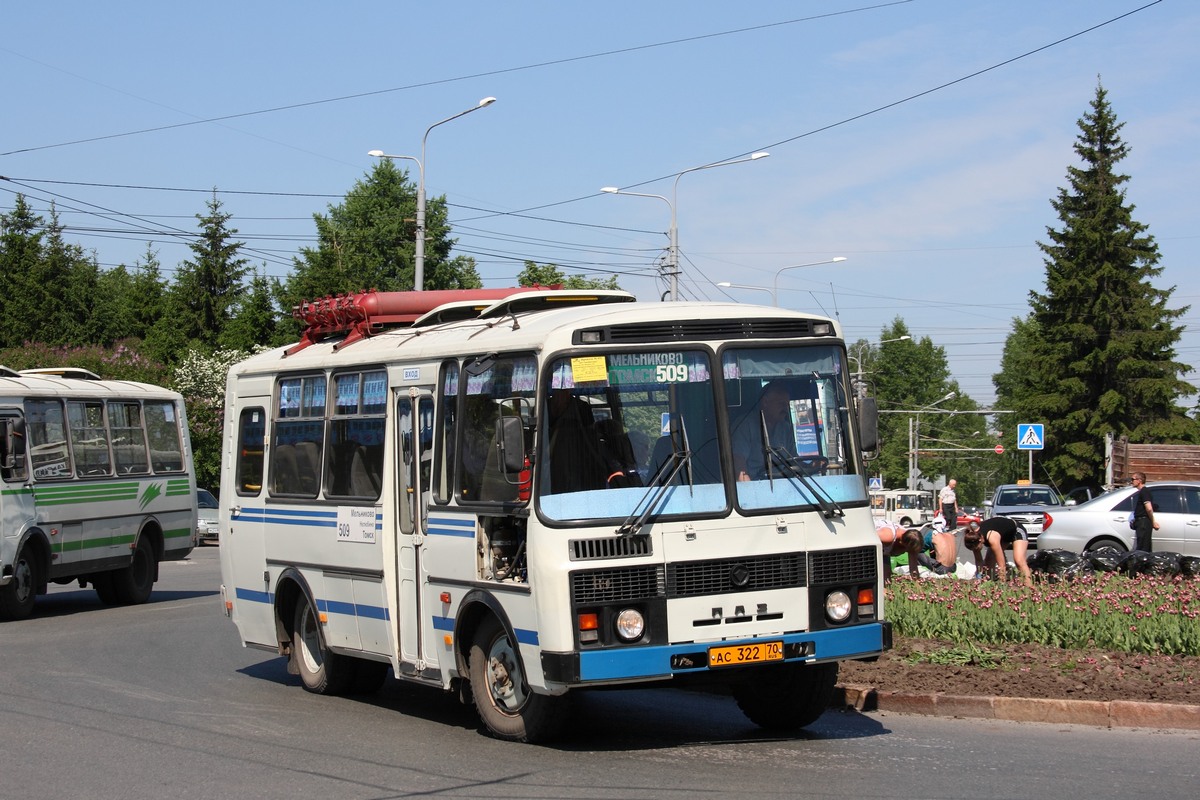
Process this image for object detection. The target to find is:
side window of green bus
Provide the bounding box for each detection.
[236,407,266,496]
[144,401,186,473]
[24,399,71,480]
[67,400,112,477]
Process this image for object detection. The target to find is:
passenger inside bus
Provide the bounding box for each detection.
[545,389,607,493]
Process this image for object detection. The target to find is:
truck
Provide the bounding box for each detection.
[1104,433,1200,488]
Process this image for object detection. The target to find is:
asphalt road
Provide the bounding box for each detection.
[2,546,1197,800]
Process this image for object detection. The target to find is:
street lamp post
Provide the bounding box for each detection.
[772,257,846,307]
[602,151,768,301]
[368,96,496,292]
[910,391,957,490]
[850,335,910,393]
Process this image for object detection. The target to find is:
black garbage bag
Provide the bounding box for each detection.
[1180,556,1200,578]
[1084,546,1124,572]
[1061,556,1095,580]
[1025,548,1050,572]
[1119,550,1153,575]
[1040,548,1084,578]
[1143,552,1182,576]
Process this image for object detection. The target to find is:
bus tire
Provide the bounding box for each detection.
[92,571,119,605]
[732,661,838,731]
[109,537,156,605]
[292,596,353,695]
[0,545,40,620]
[468,615,565,743]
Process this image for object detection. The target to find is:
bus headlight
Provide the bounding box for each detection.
[824,590,852,623]
[614,608,645,641]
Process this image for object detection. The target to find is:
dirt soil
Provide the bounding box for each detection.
[838,636,1200,706]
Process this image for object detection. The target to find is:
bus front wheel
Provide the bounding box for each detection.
[292,596,353,695]
[468,615,565,743]
[732,661,838,730]
[0,546,40,620]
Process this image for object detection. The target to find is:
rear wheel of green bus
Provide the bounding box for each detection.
[0,546,39,620]
[468,615,565,743]
[732,662,838,730]
[110,537,155,605]
[292,595,353,695]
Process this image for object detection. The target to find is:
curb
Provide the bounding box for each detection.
[833,684,1200,731]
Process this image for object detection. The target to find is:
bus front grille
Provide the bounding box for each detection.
[666,553,806,597]
[809,546,877,585]
[571,565,665,604]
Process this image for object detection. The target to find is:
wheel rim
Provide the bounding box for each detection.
[485,632,528,714]
[297,604,324,674]
[13,558,33,603]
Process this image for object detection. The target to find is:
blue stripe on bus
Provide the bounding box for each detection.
[427,516,476,538]
[432,614,537,645]
[576,624,887,682]
[236,587,273,604]
[236,587,388,621]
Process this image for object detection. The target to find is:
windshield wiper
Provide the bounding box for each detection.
[758,413,843,519]
[763,445,843,519]
[616,420,693,536]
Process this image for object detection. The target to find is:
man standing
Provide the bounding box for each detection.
[1130,472,1159,552]
[938,478,958,528]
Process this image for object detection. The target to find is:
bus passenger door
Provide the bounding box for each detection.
[395,389,434,670]
[221,402,273,642]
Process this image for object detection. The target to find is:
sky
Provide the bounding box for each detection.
[4,0,1198,420]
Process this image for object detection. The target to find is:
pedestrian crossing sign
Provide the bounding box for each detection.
[1017,423,1044,450]
[868,477,883,490]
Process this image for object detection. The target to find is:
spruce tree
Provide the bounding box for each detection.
[172,193,250,348]
[995,81,1196,488]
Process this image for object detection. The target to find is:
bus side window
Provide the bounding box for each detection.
[110,401,149,475]
[67,400,112,477]
[433,361,459,504]
[236,408,265,495]
[145,401,185,473]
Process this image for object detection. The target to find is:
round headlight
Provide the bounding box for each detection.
[825,590,852,623]
[614,608,645,641]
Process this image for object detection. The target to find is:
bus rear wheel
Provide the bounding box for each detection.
[732,661,838,731]
[109,537,156,605]
[292,595,353,695]
[0,546,39,620]
[468,615,565,743]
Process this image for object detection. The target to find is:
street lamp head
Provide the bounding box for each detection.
[941,391,957,402]
[750,152,770,160]
[367,149,385,158]
[716,282,732,288]
[600,186,620,194]
[478,96,497,107]
[832,256,847,263]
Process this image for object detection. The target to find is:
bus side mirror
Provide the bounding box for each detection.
[857,397,879,453]
[496,415,526,475]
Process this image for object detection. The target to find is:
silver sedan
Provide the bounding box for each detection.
[1037,481,1200,556]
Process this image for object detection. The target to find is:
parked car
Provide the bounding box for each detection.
[196,488,220,546]
[984,483,1063,548]
[1037,481,1200,557]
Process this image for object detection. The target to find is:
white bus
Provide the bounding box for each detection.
[869,488,935,528]
[0,367,197,620]
[218,288,889,742]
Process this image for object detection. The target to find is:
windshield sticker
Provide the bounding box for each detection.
[570,356,608,384]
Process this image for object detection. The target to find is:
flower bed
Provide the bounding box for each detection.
[885,573,1200,656]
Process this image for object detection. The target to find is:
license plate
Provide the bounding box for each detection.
[708,641,784,667]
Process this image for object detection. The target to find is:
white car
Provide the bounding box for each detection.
[196,488,220,546]
[1037,481,1200,556]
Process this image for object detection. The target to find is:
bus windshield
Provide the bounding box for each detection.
[535,343,867,523]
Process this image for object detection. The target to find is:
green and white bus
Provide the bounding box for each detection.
[219,288,888,742]
[0,367,197,620]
